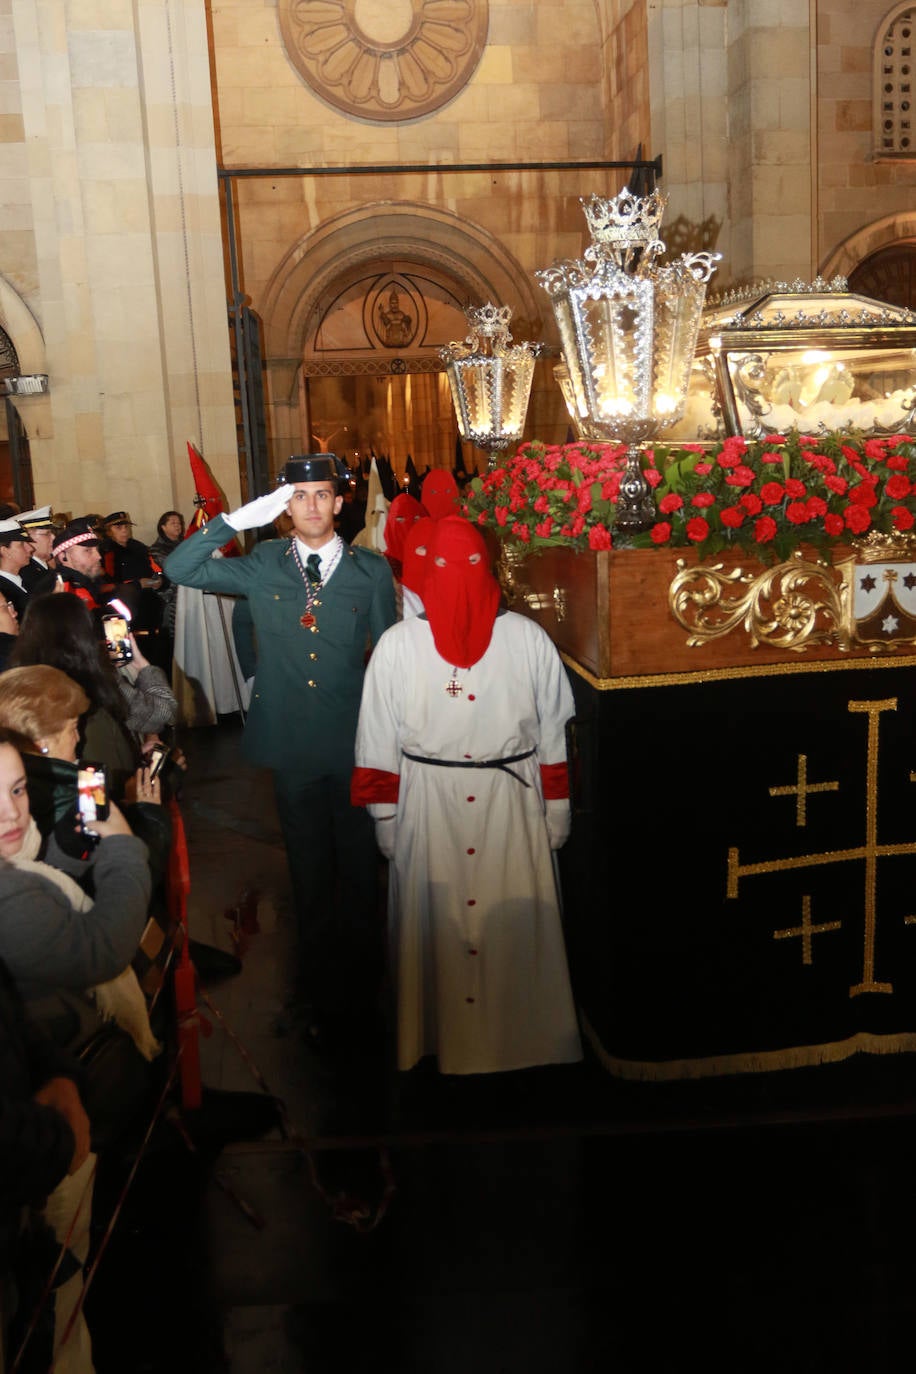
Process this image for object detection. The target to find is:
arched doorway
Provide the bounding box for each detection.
[0,324,34,508]
[302,263,475,478]
[848,242,916,310]
[260,201,548,479]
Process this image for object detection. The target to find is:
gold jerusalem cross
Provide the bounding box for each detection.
[773,895,841,965]
[768,754,838,827]
[728,698,916,998]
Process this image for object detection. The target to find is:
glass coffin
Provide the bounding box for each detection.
[664,277,916,443]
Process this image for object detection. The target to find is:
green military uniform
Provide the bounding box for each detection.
[165,513,396,1020]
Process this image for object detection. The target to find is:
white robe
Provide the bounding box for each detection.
[356,611,583,1074]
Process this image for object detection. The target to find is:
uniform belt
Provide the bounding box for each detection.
[402,748,535,787]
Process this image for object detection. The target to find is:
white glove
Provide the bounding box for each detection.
[545,799,571,851]
[223,486,292,532]
[374,815,397,860]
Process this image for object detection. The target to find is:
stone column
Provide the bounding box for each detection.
[725,0,814,283]
[8,0,238,536]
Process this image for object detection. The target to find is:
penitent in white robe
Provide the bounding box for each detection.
[355,610,583,1074]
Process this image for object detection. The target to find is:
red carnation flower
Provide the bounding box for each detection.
[658,492,684,514]
[824,475,848,495]
[691,492,715,508]
[844,505,871,534]
[717,436,748,467]
[694,462,713,475]
[725,465,756,487]
[686,516,710,542]
[511,522,531,543]
[650,522,672,544]
[824,513,844,536]
[893,505,916,530]
[495,506,509,527]
[886,455,910,471]
[784,478,806,498]
[849,482,878,508]
[886,474,912,500]
[740,493,763,515]
[805,496,828,518]
[720,505,745,528]
[754,516,778,543]
[588,525,612,551]
[786,501,809,525]
[760,482,784,505]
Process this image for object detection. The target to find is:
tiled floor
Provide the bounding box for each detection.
[85,717,916,1373]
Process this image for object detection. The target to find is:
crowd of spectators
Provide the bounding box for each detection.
[0,502,183,1373]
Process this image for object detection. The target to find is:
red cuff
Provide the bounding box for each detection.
[351,767,400,807]
[540,762,569,800]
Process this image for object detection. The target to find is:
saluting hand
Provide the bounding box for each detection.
[223,486,293,532]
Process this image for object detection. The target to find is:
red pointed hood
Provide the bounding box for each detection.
[423,516,500,668]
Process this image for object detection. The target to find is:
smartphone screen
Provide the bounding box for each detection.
[102,614,132,665]
[77,763,109,826]
[148,745,168,782]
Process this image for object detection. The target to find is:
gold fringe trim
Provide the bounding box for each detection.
[580,1011,916,1080]
[562,651,916,692]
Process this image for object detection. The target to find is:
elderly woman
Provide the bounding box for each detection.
[0,665,90,847]
[9,595,175,802]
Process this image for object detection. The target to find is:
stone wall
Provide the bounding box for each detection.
[816,0,916,275]
[0,0,238,538]
[213,0,619,468]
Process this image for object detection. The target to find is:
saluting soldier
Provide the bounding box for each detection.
[165,455,397,1048]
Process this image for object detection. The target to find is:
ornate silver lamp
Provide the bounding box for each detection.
[441,303,539,470]
[538,190,720,530]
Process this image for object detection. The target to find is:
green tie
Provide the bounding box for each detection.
[306,554,321,585]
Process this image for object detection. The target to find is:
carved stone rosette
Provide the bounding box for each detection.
[669,552,850,652]
[279,0,489,122]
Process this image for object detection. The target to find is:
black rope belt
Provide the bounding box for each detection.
[402,748,535,787]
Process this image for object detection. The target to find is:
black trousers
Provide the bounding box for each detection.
[273,769,381,1018]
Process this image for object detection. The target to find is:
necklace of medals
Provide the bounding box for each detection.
[292,536,343,631]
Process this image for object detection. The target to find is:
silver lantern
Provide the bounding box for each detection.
[441,303,539,470]
[538,190,720,530]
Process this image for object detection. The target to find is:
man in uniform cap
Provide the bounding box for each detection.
[0,518,35,617]
[17,505,57,591]
[51,518,106,612]
[165,455,397,1047]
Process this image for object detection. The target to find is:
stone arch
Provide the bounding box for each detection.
[0,273,50,441]
[260,201,543,371]
[819,211,916,283]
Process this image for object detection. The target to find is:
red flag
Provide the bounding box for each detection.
[186,440,239,556]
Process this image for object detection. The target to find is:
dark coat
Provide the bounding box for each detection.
[0,958,80,1264]
[165,515,397,779]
